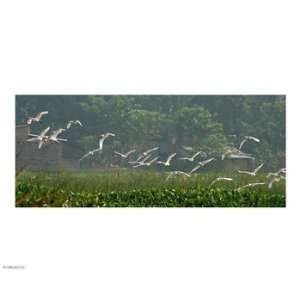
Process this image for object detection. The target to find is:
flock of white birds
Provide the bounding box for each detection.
[24,111,286,190]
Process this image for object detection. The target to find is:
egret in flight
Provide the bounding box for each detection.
[237,163,264,176]
[27,111,48,125]
[239,136,260,150]
[26,126,51,149]
[99,132,115,151]
[236,182,265,192]
[179,151,204,162]
[79,148,102,162]
[66,120,83,129]
[209,177,233,187]
[48,129,67,143]
[166,171,191,181]
[114,149,136,159]
[157,153,177,166]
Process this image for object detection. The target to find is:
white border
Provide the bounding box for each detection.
[0,0,299,299]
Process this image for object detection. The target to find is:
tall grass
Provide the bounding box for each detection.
[16,170,285,207]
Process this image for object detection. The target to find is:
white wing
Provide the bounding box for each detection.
[66,121,73,129]
[254,163,264,174]
[177,171,190,177]
[40,127,50,138]
[179,157,189,160]
[79,152,91,161]
[191,151,202,160]
[99,137,105,150]
[76,120,83,126]
[35,111,48,120]
[114,151,125,158]
[148,157,159,164]
[38,140,45,149]
[239,138,247,150]
[237,170,253,175]
[166,153,176,164]
[144,147,159,156]
[190,165,201,174]
[247,136,260,143]
[227,154,255,160]
[125,149,136,157]
[200,158,215,166]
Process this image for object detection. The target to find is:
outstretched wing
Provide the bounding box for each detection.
[144,147,159,156]
[191,151,202,160]
[40,127,50,138]
[114,151,124,158]
[66,121,73,129]
[190,165,201,174]
[36,111,48,120]
[166,153,176,164]
[237,170,252,175]
[254,163,264,174]
[79,152,91,161]
[248,136,260,143]
[239,138,247,150]
[99,137,105,150]
[125,149,136,157]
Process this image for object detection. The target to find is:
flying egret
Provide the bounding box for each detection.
[209,177,233,187]
[132,155,152,168]
[114,149,136,159]
[267,167,286,178]
[48,128,67,143]
[142,147,159,157]
[99,132,115,151]
[26,126,51,149]
[157,153,177,166]
[144,156,159,166]
[128,153,146,165]
[239,136,260,150]
[79,148,102,162]
[27,111,48,125]
[236,182,265,192]
[222,147,255,160]
[166,171,191,181]
[268,177,284,189]
[189,158,216,174]
[66,120,83,129]
[238,163,264,176]
[179,151,204,162]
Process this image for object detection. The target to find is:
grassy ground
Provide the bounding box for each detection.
[16,169,286,207]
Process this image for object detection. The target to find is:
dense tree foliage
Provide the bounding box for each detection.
[16,95,285,170]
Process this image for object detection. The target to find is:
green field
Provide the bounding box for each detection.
[16,170,286,207]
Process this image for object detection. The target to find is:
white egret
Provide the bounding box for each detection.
[142,147,159,157]
[237,182,265,191]
[48,128,67,143]
[157,153,177,166]
[27,111,48,125]
[209,177,233,187]
[26,126,51,149]
[239,136,260,150]
[166,171,191,181]
[66,120,83,129]
[99,132,115,151]
[114,149,136,159]
[79,148,102,162]
[238,163,264,176]
[179,151,203,162]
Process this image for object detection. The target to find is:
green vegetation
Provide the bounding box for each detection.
[16,171,285,207]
